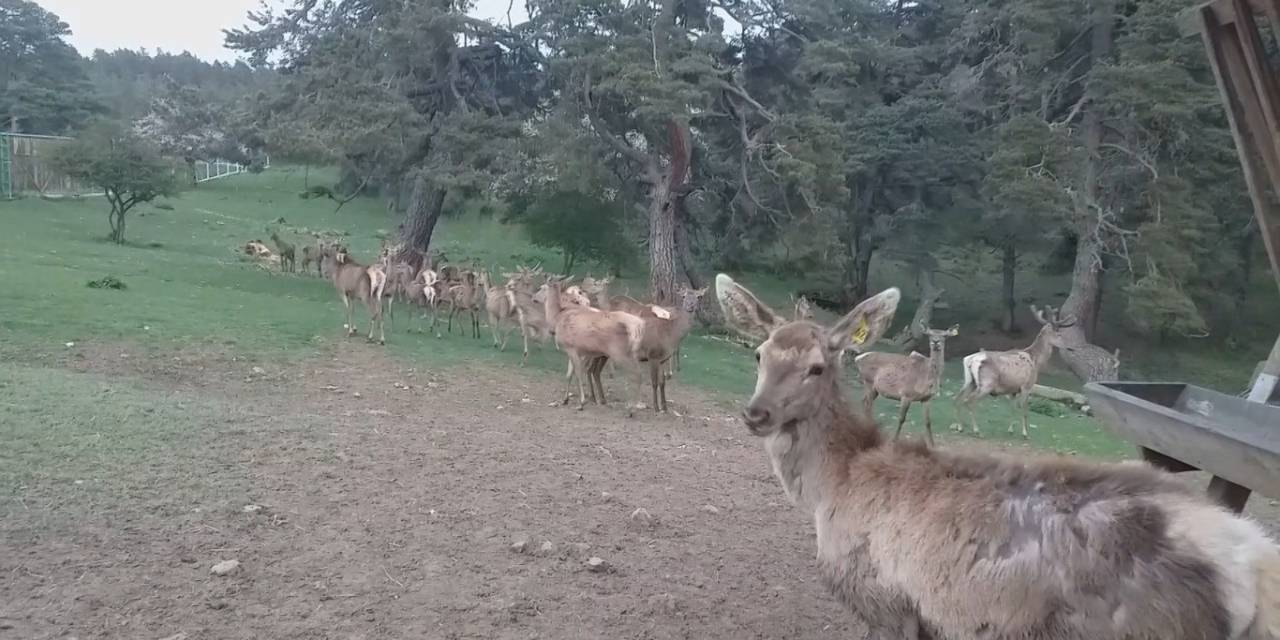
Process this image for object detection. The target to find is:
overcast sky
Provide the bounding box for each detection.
[38,0,529,62]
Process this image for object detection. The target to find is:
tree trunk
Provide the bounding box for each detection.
[649,177,678,305]
[840,177,877,306]
[1001,242,1018,333]
[892,258,944,351]
[395,174,445,262]
[1056,0,1118,382]
[849,226,875,303]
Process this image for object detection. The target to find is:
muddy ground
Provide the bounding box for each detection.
[3,343,1277,640]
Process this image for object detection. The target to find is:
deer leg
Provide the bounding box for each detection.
[342,293,357,336]
[894,398,910,440]
[1019,390,1031,439]
[590,357,608,405]
[922,400,935,447]
[649,361,661,413]
[658,362,668,412]
[862,387,879,419]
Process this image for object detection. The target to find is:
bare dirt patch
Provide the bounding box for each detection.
[4,342,1278,639]
[3,343,859,639]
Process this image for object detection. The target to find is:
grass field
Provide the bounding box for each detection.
[2,166,1274,466]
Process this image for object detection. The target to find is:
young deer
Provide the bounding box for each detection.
[300,240,324,276]
[854,323,958,446]
[320,245,386,344]
[955,305,1071,438]
[633,285,708,412]
[446,270,483,339]
[544,279,645,411]
[715,273,1280,640]
[270,231,296,273]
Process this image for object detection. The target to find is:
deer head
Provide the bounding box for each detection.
[674,285,709,314]
[716,274,900,436]
[924,324,959,349]
[1031,304,1076,348]
[792,294,815,322]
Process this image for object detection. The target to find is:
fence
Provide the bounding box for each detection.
[0,132,269,199]
[0,133,93,199]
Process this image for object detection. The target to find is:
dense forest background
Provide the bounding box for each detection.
[3,0,1276,385]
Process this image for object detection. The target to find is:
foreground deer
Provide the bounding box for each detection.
[320,245,386,344]
[955,305,1070,438]
[854,323,958,446]
[716,272,1280,640]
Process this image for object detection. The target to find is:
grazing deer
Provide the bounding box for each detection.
[955,305,1071,438]
[544,279,645,411]
[270,231,296,273]
[854,324,958,446]
[715,273,1280,640]
[320,245,386,344]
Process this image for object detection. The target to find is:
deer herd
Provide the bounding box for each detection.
[256,237,1280,639]
[265,237,709,413]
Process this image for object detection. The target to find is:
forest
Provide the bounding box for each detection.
[3,0,1275,384]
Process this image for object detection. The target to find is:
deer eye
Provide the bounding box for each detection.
[754,351,762,363]
[807,364,825,377]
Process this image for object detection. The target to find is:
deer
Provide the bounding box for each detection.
[445,270,483,339]
[320,245,386,344]
[504,269,591,364]
[954,305,1071,439]
[714,272,1280,640]
[299,241,324,277]
[853,323,958,447]
[479,270,520,350]
[544,278,646,412]
[269,231,296,273]
[629,285,708,412]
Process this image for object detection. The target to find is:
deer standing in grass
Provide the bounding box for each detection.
[270,231,296,273]
[854,323,958,447]
[320,245,386,344]
[715,272,1280,640]
[544,279,645,411]
[629,285,707,412]
[954,305,1071,439]
[479,270,519,350]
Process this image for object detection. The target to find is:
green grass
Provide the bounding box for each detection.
[3,166,1270,463]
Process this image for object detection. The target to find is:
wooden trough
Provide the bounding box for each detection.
[1084,382,1280,512]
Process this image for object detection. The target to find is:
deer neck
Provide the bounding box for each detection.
[1026,326,1056,369]
[544,287,563,326]
[927,340,946,395]
[766,377,882,512]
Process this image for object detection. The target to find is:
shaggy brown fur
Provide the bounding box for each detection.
[716,273,1280,640]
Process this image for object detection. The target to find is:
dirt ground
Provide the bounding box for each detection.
[4,343,1278,640]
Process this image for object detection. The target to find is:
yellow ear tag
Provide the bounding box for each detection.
[851,318,870,345]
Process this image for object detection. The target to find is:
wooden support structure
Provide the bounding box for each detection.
[1197,0,1280,403]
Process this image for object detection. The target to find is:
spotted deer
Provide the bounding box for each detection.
[715,273,1280,640]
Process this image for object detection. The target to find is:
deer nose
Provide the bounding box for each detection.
[743,404,771,428]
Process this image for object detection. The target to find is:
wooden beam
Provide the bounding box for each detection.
[1200,7,1280,294]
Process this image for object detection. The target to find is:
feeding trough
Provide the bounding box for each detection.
[1080,0,1280,513]
[1084,382,1280,510]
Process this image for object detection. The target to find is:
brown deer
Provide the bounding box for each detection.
[955,305,1071,438]
[544,279,645,411]
[299,240,324,277]
[714,272,1280,640]
[320,245,386,344]
[854,323,958,447]
[269,231,296,273]
[632,285,708,412]
[479,270,519,350]
[445,270,483,339]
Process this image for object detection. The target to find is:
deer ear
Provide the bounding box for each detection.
[715,273,785,342]
[826,287,901,354]
[948,324,960,336]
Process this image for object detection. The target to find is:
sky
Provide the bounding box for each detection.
[38,0,529,63]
